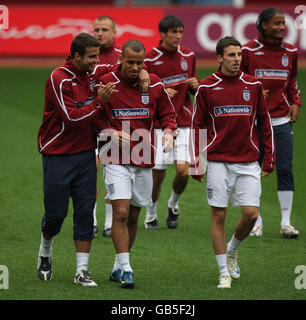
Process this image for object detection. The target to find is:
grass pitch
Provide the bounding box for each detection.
[0,67,305,301]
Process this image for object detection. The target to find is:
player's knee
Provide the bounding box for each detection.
[212,208,226,225]
[176,164,190,177]
[113,207,129,224]
[42,217,64,237]
[242,208,258,224]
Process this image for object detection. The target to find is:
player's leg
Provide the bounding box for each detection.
[227,162,260,280]
[167,161,189,228]
[104,164,134,287]
[93,153,99,237]
[167,127,191,229]
[145,128,166,229]
[206,161,231,288]
[211,206,231,288]
[38,154,71,281]
[71,150,97,287]
[250,127,264,237]
[144,168,166,229]
[227,205,258,280]
[274,123,298,238]
[103,197,113,237]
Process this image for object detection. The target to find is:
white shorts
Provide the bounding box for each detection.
[103,164,153,208]
[206,161,262,208]
[154,127,191,170]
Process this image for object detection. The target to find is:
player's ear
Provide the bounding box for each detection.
[261,21,268,32]
[160,31,166,39]
[119,54,123,64]
[217,55,223,64]
[73,52,82,61]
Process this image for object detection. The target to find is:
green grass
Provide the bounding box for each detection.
[0,67,306,301]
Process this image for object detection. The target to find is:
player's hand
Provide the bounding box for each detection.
[186,77,198,90]
[162,133,174,153]
[288,104,299,123]
[97,82,116,103]
[139,69,150,92]
[166,88,178,98]
[112,130,130,148]
[263,89,270,99]
[261,171,271,177]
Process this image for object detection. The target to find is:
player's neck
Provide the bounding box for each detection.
[161,41,177,52]
[220,66,238,77]
[263,35,282,45]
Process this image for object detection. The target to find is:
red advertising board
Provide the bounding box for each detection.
[0,6,163,56]
[0,5,305,57]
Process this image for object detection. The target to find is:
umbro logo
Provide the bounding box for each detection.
[254,52,264,55]
[212,87,223,91]
[153,61,163,65]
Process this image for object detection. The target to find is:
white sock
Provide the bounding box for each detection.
[145,201,158,221]
[93,202,97,226]
[76,252,89,274]
[168,190,180,208]
[117,252,133,272]
[227,234,241,252]
[112,254,120,271]
[278,191,293,228]
[39,234,53,257]
[215,254,229,276]
[104,203,113,230]
[254,212,263,226]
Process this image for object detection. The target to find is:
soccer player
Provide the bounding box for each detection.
[241,8,302,238]
[144,15,198,229]
[191,36,275,288]
[92,16,121,238]
[36,33,115,286]
[92,16,150,238]
[93,40,177,288]
[93,15,121,65]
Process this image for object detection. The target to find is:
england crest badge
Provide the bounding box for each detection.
[180,59,188,71]
[243,89,250,101]
[141,93,149,105]
[282,55,289,67]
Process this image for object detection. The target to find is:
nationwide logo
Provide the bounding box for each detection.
[161,74,188,87]
[112,108,149,119]
[214,105,252,117]
[255,69,289,80]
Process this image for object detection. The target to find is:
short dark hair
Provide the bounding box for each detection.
[216,36,241,57]
[158,15,184,33]
[70,33,100,58]
[256,8,283,37]
[122,40,145,56]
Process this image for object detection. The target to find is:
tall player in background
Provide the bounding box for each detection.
[144,15,198,229]
[241,8,302,238]
[92,16,121,238]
